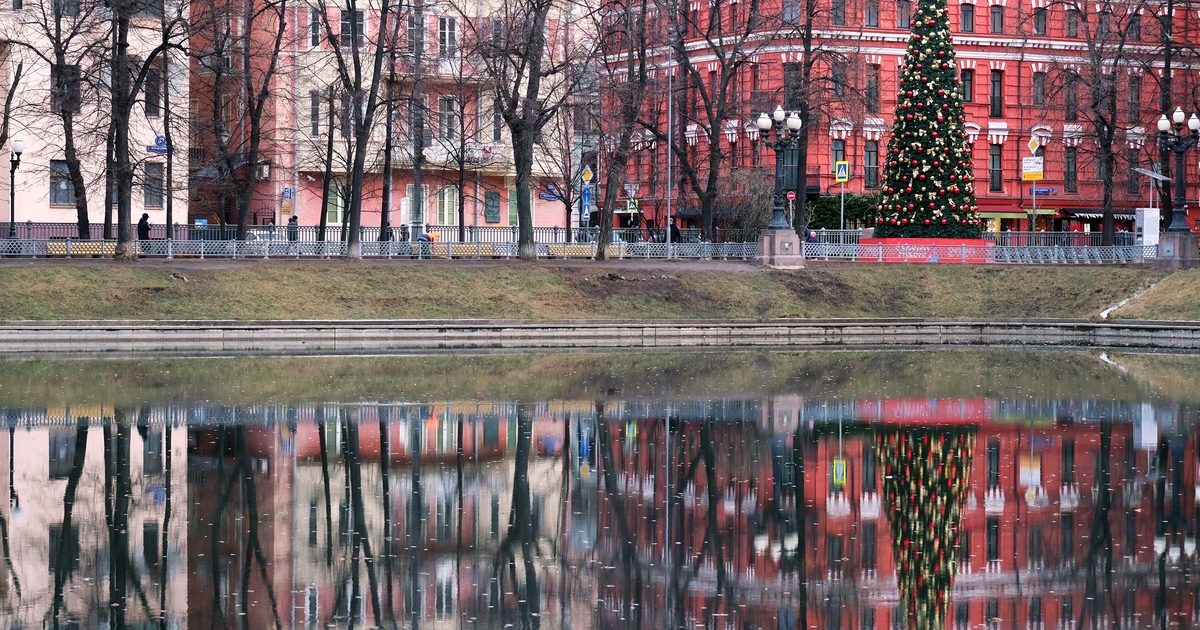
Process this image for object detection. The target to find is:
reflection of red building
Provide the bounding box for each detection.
[594,399,1199,630]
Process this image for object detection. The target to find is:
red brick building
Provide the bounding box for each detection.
[625,0,1200,233]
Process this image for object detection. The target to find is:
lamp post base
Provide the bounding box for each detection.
[757,228,805,270]
[1154,232,1200,268]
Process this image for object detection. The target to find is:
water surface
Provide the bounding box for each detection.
[0,350,1197,630]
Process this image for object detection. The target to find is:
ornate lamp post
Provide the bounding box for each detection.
[1157,107,1200,232]
[7,138,22,240]
[756,106,802,230]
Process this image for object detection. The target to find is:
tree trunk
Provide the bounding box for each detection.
[112,13,136,260]
[319,87,335,242]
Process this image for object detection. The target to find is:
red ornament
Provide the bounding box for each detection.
[942,103,949,109]
[902,218,909,224]
[938,50,945,57]
[933,160,939,166]
[918,174,926,180]
[907,204,914,211]
[905,187,912,193]
[888,187,895,193]
[915,63,922,69]
[938,189,945,195]
[929,202,936,209]
[941,219,948,225]
[911,159,919,166]
[924,219,931,225]
[948,175,956,181]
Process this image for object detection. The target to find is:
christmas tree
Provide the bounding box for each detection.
[878,427,976,630]
[873,0,981,238]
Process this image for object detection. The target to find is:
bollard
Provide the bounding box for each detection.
[200,239,205,259]
[960,244,965,263]
[167,239,173,259]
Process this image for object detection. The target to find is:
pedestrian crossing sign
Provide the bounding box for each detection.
[835,161,849,182]
[626,199,639,213]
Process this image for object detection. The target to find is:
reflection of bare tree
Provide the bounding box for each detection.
[342,413,382,629]
[698,420,726,587]
[596,402,643,626]
[158,425,173,630]
[1081,421,1114,630]
[378,408,396,626]
[108,412,131,629]
[408,407,423,630]
[51,420,88,629]
[793,425,809,630]
[317,408,335,567]
[493,404,540,629]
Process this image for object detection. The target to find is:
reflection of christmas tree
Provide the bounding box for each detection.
[873,0,981,238]
[879,428,976,630]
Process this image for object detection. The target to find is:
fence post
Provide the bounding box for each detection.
[960,244,965,263]
[167,239,173,259]
[64,238,71,258]
[902,244,908,262]
[878,243,883,262]
[200,240,205,259]
[24,220,31,239]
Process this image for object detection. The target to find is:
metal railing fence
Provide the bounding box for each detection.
[802,242,1157,264]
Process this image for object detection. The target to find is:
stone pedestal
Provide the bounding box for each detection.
[1154,232,1200,268]
[757,229,804,269]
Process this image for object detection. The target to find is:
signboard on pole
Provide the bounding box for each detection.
[786,190,796,201]
[581,166,593,183]
[1022,156,1044,181]
[626,199,639,213]
[581,185,592,209]
[1028,136,1041,156]
[834,161,849,183]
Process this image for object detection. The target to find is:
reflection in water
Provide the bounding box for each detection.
[0,395,1196,629]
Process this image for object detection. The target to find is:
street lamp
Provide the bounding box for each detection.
[7,138,22,240]
[1157,107,1200,232]
[757,106,802,230]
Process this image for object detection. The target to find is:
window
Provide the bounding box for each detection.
[407,14,420,56]
[1064,146,1077,192]
[52,0,78,17]
[832,61,847,97]
[866,65,880,114]
[310,8,321,47]
[1065,74,1078,121]
[326,184,345,225]
[865,140,879,188]
[986,600,999,630]
[989,70,1003,117]
[340,9,364,48]
[1128,75,1141,123]
[862,522,877,570]
[831,0,845,25]
[484,190,501,223]
[492,97,503,142]
[49,524,80,572]
[438,96,459,142]
[49,431,76,479]
[1061,598,1074,627]
[143,430,163,475]
[1063,438,1075,483]
[309,91,320,135]
[439,17,457,58]
[783,0,800,24]
[143,521,160,571]
[1127,147,1140,194]
[436,187,457,225]
[831,139,845,165]
[12,0,21,8]
[50,160,75,206]
[959,531,970,565]
[986,439,999,488]
[896,0,910,27]
[508,189,519,225]
[960,3,974,32]
[784,63,802,108]
[956,604,970,630]
[135,0,163,18]
[1066,10,1078,37]
[1061,512,1074,561]
[863,446,877,492]
[961,69,973,102]
[145,65,161,117]
[435,576,454,619]
[986,517,1000,560]
[1129,12,1141,40]
[1030,598,1043,625]
[989,5,1002,33]
[865,0,878,27]
[50,64,81,113]
[1029,527,1043,565]
[1033,72,1046,106]
[862,608,875,630]
[308,501,319,546]
[1098,11,1110,38]
[827,535,844,576]
[1160,14,1170,40]
[144,163,164,207]
[751,64,761,90]
[989,145,1002,192]
[1033,7,1046,34]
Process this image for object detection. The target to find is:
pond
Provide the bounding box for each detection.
[0,349,1199,629]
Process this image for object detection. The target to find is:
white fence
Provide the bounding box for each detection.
[0,238,1158,263]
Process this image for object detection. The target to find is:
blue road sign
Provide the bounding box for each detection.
[539,192,557,200]
[1030,187,1057,195]
[581,185,592,208]
[155,135,167,146]
[835,161,850,182]
[283,187,293,200]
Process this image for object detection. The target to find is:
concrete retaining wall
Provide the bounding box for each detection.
[2,318,1200,356]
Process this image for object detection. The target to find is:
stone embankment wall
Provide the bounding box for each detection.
[1,319,1199,355]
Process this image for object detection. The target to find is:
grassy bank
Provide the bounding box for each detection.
[0,260,1172,321]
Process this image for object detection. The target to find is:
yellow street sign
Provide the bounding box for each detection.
[835,161,849,183]
[581,166,593,183]
[1028,136,1040,156]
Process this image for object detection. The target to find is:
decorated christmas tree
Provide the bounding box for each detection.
[878,427,976,630]
[873,0,981,238]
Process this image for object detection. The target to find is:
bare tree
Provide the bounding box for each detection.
[315,0,397,258]
[472,0,587,259]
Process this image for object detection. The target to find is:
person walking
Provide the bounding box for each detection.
[287,215,299,242]
[137,213,150,240]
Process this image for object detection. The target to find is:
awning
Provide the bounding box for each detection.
[978,208,1057,219]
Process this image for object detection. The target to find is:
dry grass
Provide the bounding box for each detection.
[0,260,1172,321]
[1107,269,1200,320]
